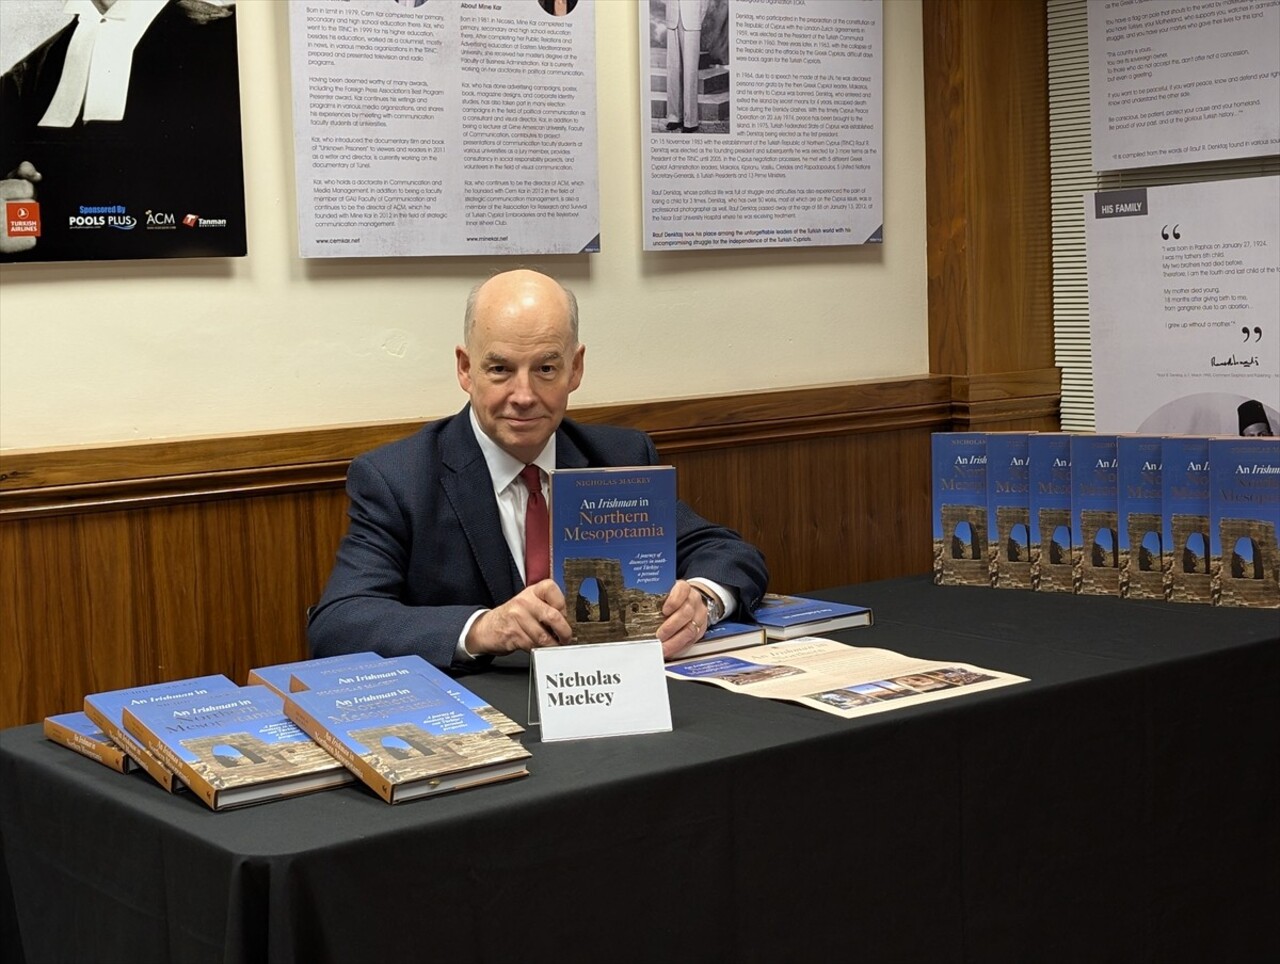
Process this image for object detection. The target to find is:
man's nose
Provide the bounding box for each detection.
[509,370,535,404]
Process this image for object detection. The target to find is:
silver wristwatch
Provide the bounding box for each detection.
[694,586,724,625]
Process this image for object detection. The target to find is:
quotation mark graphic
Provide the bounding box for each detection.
[1161,224,1181,240]
[1242,326,1264,342]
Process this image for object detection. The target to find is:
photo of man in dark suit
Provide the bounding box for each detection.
[308,269,769,669]
[0,0,246,261]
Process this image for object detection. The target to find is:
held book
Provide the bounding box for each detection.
[1070,434,1120,596]
[43,711,137,773]
[83,674,236,792]
[122,685,354,810]
[931,432,989,586]
[749,593,873,640]
[985,432,1033,590]
[282,675,531,804]
[1028,433,1075,593]
[247,652,385,698]
[1162,436,1213,604]
[1117,435,1166,600]
[549,465,678,643]
[1208,437,1279,608]
[671,619,767,661]
[287,653,524,735]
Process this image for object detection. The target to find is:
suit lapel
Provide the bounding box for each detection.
[556,425,589,469]
[439,409,520,603]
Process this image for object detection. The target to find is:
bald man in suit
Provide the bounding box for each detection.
[308,269,768,669]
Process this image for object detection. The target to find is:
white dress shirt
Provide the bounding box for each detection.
[39,0,168,128]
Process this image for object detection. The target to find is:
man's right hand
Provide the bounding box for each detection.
[1,161,42,254]
[465,580,573,656]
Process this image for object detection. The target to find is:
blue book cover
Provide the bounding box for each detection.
[1162,436,1213,604]
[549,465,677,643]
[931,433,989,586]
[1209,437,1279,609]
[1027,433,1074,593]
[675,619,767,660]
[247,652,384,698]
[985,433,1032,590]
[288,653,523,734]
[122,685,353,810]
[749,593,873,640]
[83,674,236,792]
[43,711,136,773]
[1070,435,1119,596]
[283,676,530,804]
[1117,436,1166,600]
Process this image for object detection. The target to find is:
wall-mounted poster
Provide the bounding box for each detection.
[1085,177,1279,436]
[289,0,598,258]
[639,0,882,251]
[0,0,247,263]
[1088,0,1280,172]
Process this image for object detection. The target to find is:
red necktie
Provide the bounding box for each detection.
[520,464,550,585]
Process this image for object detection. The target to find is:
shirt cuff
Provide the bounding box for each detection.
[456,609,487,663]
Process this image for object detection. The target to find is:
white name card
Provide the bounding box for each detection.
[529,639,672,742]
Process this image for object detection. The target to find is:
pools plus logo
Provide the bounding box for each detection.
[69,204,136,230]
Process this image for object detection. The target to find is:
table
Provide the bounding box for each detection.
[3,577,1278,963]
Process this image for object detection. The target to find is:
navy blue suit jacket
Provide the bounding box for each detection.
[308,407,769,668]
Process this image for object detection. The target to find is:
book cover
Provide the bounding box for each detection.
[83,674,236,792]
[288,653,524,735]
[1117,436,1167,600]
[247,652,385,698]
[671,619,767,661]
[985,433,1032,590]
[1162,436,1213,604]
[931,433,989,586]
[549,466,677,643]
[749,593,873,640]
[43,711,136,773]
[122,685,353,810]
[1209,437,1279,609]
[283,675,531,804]
[1027,433,1074,593]
[1070,435,1120,596]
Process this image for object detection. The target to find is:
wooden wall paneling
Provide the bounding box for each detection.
[668,427,935,594]
[923,0,1057,430]
[0,378,1015,728]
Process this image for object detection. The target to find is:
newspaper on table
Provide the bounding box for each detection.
[666,637,1027,719]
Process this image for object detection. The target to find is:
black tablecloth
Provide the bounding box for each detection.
[3,576,1277,963]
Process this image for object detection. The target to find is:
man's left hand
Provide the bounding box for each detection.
[657,579,708,659]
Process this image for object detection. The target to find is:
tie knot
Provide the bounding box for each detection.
[519,464,542,496]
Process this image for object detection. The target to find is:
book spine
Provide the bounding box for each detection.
[83,702,177,793]
[122,707,222,809]
[283,698,395,804]
[42,718,131,773]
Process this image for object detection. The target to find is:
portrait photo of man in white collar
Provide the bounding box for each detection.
[0,0,247,262]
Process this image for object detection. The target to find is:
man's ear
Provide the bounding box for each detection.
[456,345,472,393]
[568,343,585,392]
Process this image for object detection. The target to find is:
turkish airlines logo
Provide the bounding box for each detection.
[6,201,41,237]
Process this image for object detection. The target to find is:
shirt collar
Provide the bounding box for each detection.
[468,406,556,495]
[64,0,167,26]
